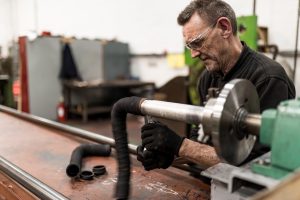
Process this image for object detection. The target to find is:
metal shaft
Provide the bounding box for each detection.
[141,100,262,137]
[0,105,137,154]
[140,100,205,125]
[0,156,68,200]
[244,114,261,136]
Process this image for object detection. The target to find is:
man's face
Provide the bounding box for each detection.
[183,13,226,73]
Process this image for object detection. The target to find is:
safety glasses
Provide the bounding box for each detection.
[185,23,216,51]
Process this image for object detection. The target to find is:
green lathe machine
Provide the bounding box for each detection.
[193,79,300,200]
[252,100,300,179]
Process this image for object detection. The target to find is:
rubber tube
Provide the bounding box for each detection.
[66,143,111,177]
[79,170,94,180]
[111,96,144,199]
[93,165,106,176]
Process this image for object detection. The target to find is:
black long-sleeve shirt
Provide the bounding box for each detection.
[195,42,295,161]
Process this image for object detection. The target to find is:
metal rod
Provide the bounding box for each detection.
[141,100,263,139]
[0,156,68,200]
[141,100,204,125]
[0,105,137,154]
[244,114,261,136]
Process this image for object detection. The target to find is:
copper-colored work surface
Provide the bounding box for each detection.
[0,171,39,200]
[0,112,210,199]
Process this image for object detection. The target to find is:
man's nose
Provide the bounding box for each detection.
[191,49,201,58]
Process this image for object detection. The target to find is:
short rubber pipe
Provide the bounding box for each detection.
[66,143,111,177]
[80,170,94,180]
[93,165,106,176]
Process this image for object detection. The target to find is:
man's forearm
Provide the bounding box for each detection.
[178,138,220,168]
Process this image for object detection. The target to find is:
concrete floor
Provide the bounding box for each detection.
[65,114,144,145]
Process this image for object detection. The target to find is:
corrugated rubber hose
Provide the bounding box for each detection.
[111,96,144,200]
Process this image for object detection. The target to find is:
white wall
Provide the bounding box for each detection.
[257,0,299,52]
[0,0,13,57]
[131,57,189,87]
[2,0,300,53]
[1,0,300,91]
[10,0,191,54]
[2,0,192,86]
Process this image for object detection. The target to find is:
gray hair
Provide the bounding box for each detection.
[177,0,237,35]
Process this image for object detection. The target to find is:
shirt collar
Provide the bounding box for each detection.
[222,41,250,80]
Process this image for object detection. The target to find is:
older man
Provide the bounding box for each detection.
[137,0,295,170]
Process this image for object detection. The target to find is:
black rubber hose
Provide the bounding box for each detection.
[111,96,144,200]
[66,143,111,177]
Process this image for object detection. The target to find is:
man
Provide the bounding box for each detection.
[137,0,295,170]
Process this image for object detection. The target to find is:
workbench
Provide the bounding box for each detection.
[63,79,155,122]
[0,106,209,199]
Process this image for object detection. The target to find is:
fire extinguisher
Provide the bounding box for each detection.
[57,97,66,122]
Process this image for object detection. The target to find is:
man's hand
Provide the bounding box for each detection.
[141,122,185,156]
[136,145,174,171]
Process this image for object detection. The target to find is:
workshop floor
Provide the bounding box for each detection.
[65,113,144,145]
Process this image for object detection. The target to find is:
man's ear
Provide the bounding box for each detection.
[217,17,232,38]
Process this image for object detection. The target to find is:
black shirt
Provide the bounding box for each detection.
[198,42,295,111]
[195,42,295,161]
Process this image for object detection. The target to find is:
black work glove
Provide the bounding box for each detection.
[136,145,174,171]
[141,122,185,156]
